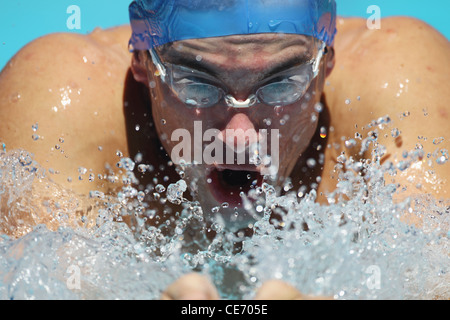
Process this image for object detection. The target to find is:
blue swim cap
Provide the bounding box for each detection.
[129,0,337,51]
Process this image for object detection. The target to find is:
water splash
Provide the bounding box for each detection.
[0,122,448,299]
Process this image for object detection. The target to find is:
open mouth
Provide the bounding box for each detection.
[207,168,264,208]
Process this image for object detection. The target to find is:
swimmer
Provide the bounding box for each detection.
[0,0,449,299]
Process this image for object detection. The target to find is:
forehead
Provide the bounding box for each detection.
[156,34,317,73]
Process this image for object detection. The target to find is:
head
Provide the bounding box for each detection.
[129,0,336,231]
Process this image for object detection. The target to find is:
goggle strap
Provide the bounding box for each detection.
[149,49,167,81]
[312,42,326,77]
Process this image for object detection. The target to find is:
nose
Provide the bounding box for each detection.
[218,113,259,153]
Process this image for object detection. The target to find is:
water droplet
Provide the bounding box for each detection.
[391,128,401,138]
[196,55,203,62]
[274,105,283,115]
[161,119,167,125]
[433,137,444,145]
[436,150,449,165]
[320,127,327,139]
[10,92,21,103]
[314,102,323,113]
[345,99,351,105]
[32,123,39,132]
[306,158,316,168]
[155,184,165,193]
[117,158,135,171]
[137,191,145,202]
[135,124,140,131]
[345,139,357,148]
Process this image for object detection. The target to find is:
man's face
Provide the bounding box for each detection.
[139,33,331,231]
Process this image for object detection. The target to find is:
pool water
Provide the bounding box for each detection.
[0,0,449,300]
[0,115,448,300]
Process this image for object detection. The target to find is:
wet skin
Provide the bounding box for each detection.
[0,17,449,298]
[133,34,331,230]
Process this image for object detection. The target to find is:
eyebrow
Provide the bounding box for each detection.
[264,54,311,78]
[164,52,311,81]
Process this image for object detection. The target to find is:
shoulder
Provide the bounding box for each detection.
[0,26,134,195]
[326,15,449,127]
[1,25,132,83]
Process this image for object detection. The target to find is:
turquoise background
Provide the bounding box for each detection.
[1,0,449,69]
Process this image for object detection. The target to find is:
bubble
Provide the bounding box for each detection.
[345,99,351,105]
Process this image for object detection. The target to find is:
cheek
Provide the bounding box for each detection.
[275,99,320,157]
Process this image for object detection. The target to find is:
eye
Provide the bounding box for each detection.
[176,83,223,108]
[257,81,309,106]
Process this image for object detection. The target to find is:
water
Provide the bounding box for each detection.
[0,124,448,300]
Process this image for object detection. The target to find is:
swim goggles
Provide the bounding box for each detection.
[129,0,337,51]
[148,42,326,109]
